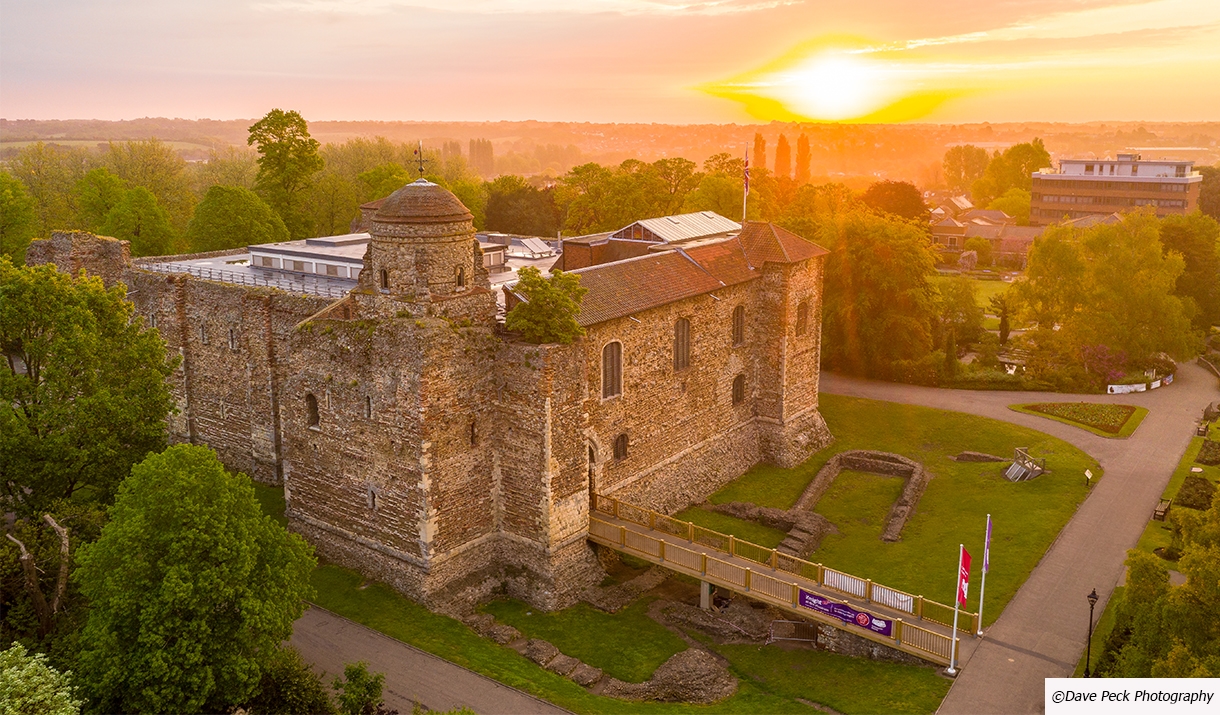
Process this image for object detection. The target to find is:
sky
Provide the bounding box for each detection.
[1,0,1218,124]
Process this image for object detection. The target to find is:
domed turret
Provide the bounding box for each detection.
[365,179,477,300]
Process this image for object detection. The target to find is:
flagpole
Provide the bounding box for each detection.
[978,514,991,636]
[742,147,749,224]
[948,543,963,676]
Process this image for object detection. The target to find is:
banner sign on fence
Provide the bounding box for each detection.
[798,589,893,637]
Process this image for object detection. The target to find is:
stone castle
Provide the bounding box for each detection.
[28,179,832,611]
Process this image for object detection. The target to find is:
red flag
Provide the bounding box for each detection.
[957,547,972,606]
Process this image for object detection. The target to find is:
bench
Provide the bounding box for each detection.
[1153,499,1172,521]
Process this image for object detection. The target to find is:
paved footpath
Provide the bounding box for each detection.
[821,362,1217,714]
[291,606,571,715]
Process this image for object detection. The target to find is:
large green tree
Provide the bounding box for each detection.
[987,187,1031,226]
[861,180,928,221]
[1198,165,1220,221]
[0,643,83,715]
[971,139,1051,206]
[101,140,195,232]
[187,185,289,252]
[99,186,177,257]
[485,175,559,237]
[75,445,316,714]
[505,267,587,344]
[0,260,175,514]
[1,170,39,265]
[248,109,324,238]
[1159,212,1220,328]
[818,210,939,376]
[942,145,990,194]
[71,168,127,233]
[6,143,90,236]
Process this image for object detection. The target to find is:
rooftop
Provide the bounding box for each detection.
[612,211,741,244]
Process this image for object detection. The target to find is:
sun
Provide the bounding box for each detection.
[779,53,902,121]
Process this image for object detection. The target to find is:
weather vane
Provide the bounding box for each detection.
[414,139,426,178]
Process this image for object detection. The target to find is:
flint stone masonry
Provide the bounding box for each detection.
[794,450,931,543]
[26,181,831,615]
[709,502,835,557]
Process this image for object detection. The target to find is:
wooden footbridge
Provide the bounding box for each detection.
[589,494,978,668]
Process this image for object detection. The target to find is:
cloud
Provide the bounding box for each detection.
[252,0,796,16]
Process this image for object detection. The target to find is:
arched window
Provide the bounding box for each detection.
[613,433,628,461]
[732,305,745,346]
[673,318,691,371]
[149,314,157,329]
[732,374,746,405]
[228,327,238,351]
[795,301,809,337]
[469,420,478,446]
[455,265,467,289]
[602,342,622,398]
[305,393,320,428]
[379,269,390,291]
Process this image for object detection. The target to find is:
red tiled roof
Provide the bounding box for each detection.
[681,241,754,287]
[736,222,829,265]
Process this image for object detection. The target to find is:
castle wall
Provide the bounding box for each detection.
[24,231,130,286]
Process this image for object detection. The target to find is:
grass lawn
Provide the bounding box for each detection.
[714,643,950,715]
[699,394,1100,625]
[1008,403,1147,439]
[813,470,906,549]
[935,275,1010,311]
[484,598,686,683]
[674,508,789,548]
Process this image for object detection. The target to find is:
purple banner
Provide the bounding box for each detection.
[798,589,893,637]
[984,515,992,574]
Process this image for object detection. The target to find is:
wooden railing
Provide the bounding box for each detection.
[591,493,978,663]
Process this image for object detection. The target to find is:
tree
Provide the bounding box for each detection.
[942,328,958,378]
[74,445,317,714]
[683,174,745,221]
[0,643,83,715]
[358,163,413,202]
[971,139,1050,206]
[99,186,177,256]
[248,109,324,238]
[939,274,985,347]
[1198,165,1220,221]
[794,134,811,185]
[774,134,791,179]
[1,170,38,265]
[102,140,195,232]
[71,168,127,233]
[505,267,587,344]
[818,210,939,376]
[187,186,289,252]
[245,646,336,715]
[989,293,1012,344]
[1159,212,1220,328]
[753,133,766,174]
[333,662,387,715]
[963,235,993,266]
[0,260,176,514]
[861,180,927,221]
[943,145,990,193]
[485,176,559,237]
[987,188,1031,226]
[191,146,259,194]
[5,143,91,236]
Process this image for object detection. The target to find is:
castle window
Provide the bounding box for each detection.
[228,327,238,351]
[368,486,378,511]
[456,266,466,289]
[732,374,746,405]
[795,301,809,336]
[613,433,628,461]
[306,393,320,429]
[673,318,691,371]
[379,269,390,292]
[602,341,622,399]
[364,396,372,419]
[199,325,208,345]
[469,420,478,446]
[148,314,157,329]
[732,306,745,346]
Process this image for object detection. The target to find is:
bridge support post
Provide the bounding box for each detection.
[700,581,711,610]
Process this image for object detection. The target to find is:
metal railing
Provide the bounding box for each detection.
[592,493,978,635]
[141,261,354,299]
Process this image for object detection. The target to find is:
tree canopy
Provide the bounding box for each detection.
[0,260,175,514]
[942,145,990,194]
[1159,212,1220,328]
[971,139,1050,206]
[74,445,316,713]
[0,642,83,715]
[248,109,324,238]
[987,187,1031,226]
[505,267,587,344]
[187,185,289,253]
[99,186,177,257]
[485,175,559,237]
[72,168,127,233]
[860,180,928,221]
[0,170,38,265]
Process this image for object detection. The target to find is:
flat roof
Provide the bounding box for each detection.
[248,233,369,264]
[140,253,356,299]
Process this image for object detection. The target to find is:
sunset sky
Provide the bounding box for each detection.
[2,0,1218,124]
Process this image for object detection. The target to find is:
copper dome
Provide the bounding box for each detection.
[372,179,473,224]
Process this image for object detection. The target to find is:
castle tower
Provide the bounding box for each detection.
[363,179,480,301]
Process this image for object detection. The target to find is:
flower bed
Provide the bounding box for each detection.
[1022,403,1138,435]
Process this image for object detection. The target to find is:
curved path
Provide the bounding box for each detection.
[820,362,1217,714]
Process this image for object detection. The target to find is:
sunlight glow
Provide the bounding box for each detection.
[778,54,904,121]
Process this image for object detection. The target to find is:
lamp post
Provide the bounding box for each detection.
[1085,588,1099,677]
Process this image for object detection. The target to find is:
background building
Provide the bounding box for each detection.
[1030,153,1202,226]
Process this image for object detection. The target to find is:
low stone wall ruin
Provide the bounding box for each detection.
[793,450,932,543]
